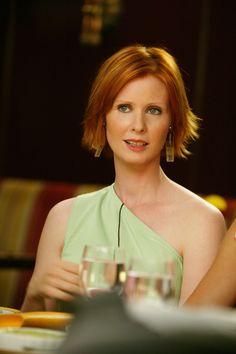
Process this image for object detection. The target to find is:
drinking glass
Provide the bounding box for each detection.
[80,245,126,296]
[124,257,176,306]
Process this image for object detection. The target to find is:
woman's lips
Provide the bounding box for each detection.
[124,139,148,151]
[124,139,148,147]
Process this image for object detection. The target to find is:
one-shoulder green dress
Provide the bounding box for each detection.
[62,184,183,300]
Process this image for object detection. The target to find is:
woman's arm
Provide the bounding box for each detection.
[21,198,81,312]
[185,218,236,307]
[179,204,226,304]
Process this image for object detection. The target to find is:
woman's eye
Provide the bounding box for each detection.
[118,104,130,113]
[147,107,162,115]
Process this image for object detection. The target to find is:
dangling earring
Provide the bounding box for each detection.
[166,126,174,162]
[94,146,103,157]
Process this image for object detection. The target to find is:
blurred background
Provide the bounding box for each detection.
[0,0,235,197]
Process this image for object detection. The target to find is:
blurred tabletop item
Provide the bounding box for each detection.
[0,306,20,314]
[58,292,236,354]
[0,327,66,353]
[0,311,73,353]
[0,311,74,330]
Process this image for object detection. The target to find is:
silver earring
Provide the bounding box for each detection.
[166,126,174,162]
[94,146,103,157]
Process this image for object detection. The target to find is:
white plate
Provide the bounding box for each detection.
[0,306,20,314]
[0,327,66,352]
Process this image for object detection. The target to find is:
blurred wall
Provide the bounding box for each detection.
[0,0,235,196]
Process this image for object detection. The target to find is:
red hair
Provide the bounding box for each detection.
[82,44,200,158]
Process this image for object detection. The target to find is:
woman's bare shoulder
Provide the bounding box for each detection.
[48,197,76,218]
[172,181,223,215]
[168,180,226,234]
[187,191,225,224]
[39,197,77,245]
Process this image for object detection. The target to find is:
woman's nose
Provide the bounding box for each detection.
[131,113,146,133]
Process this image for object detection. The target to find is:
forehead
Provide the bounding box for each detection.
[114,75,168,103]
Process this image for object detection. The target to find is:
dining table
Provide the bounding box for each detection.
[57,292,236,354]
[0,309,73,353]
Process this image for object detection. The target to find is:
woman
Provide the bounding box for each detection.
[21,45,226,311]
[185,218,236,307]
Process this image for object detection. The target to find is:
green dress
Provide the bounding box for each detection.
[62,184,183,300]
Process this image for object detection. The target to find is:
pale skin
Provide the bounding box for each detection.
[185,218,236,307]
[21,75,226,311]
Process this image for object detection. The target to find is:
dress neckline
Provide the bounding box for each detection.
[109,184,182,261]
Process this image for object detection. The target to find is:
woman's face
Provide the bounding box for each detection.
[106,75,171,167]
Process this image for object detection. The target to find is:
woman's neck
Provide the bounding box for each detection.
[113,164,169,208]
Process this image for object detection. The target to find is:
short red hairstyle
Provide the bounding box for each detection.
[82,44,200,158]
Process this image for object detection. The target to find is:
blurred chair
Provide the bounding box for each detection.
[0,178,104,308]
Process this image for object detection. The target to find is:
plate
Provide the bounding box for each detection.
[0,306,20,314]
[0,327,66,352]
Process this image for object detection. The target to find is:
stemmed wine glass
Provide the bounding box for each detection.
[124,257,176,306]
[80,245,126,297]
